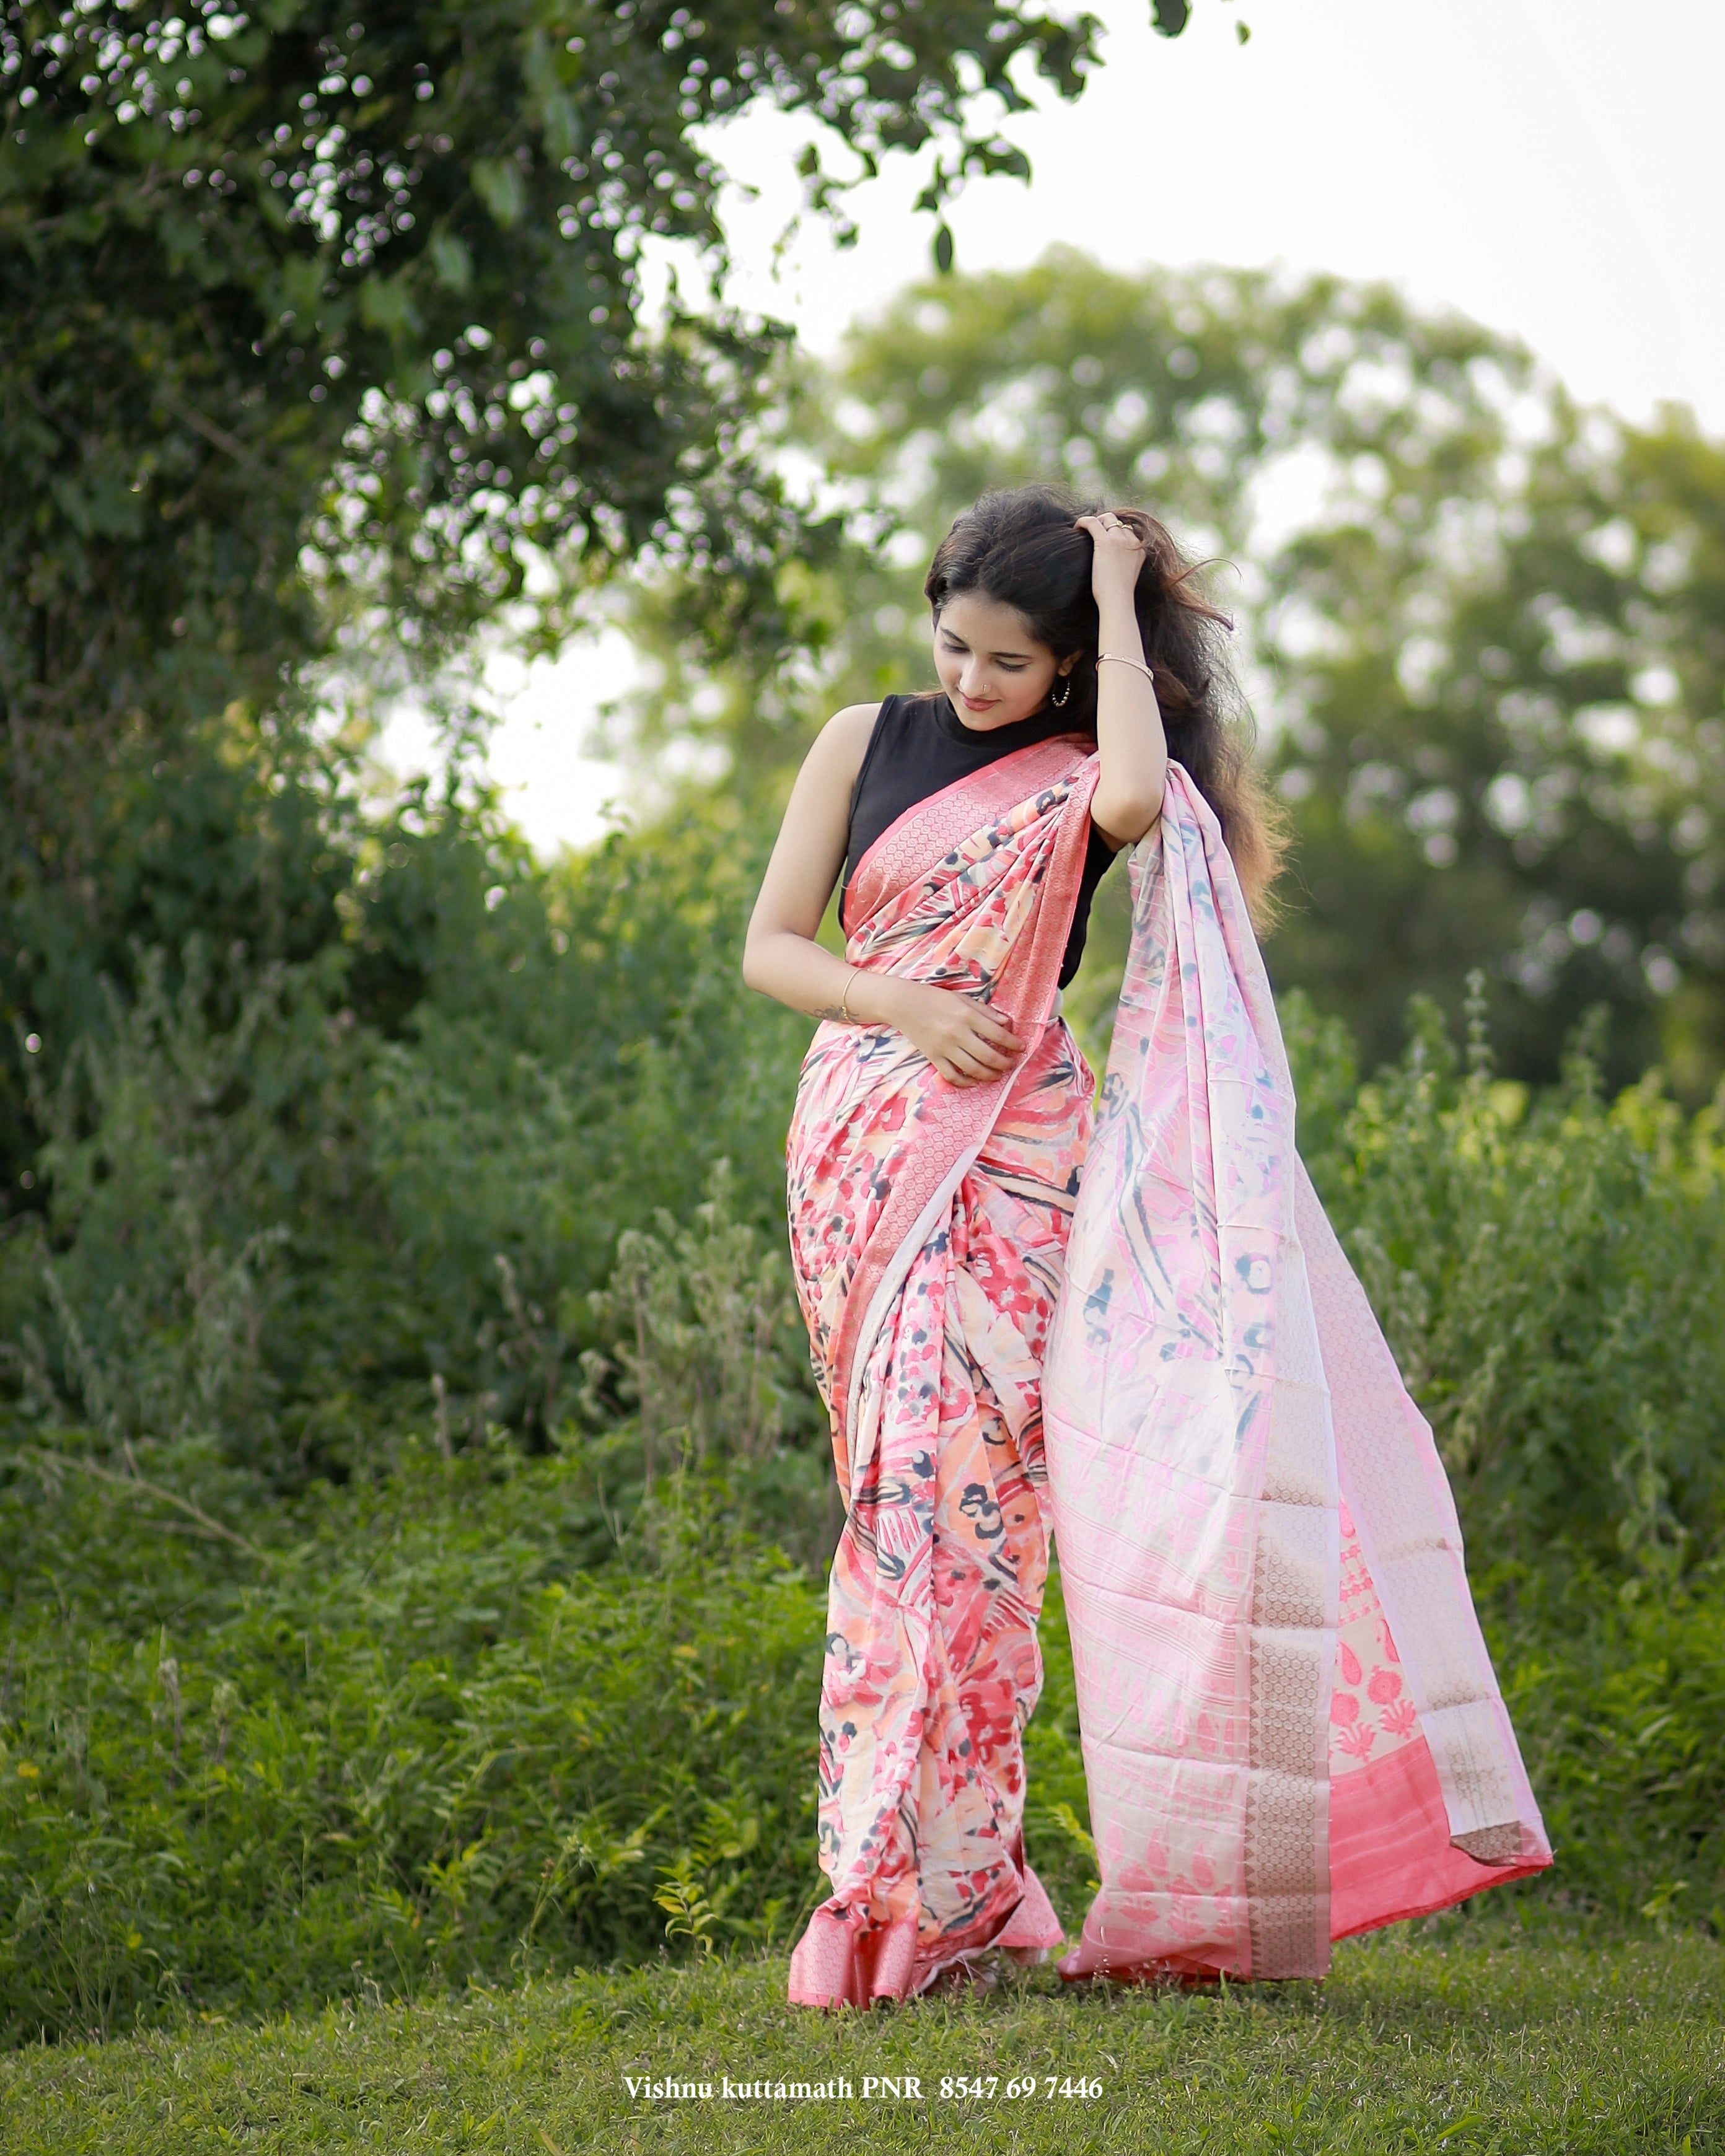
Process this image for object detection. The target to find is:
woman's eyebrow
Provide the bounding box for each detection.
[939,629,1031,659]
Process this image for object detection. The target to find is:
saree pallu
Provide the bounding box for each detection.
[784,736,1101,2008]
[1042,767,1552,1981]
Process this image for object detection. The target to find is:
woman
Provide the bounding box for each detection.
[744,485,1548,2006]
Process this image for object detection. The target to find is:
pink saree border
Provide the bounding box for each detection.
[828,743,1102,1478]
[845,730,1095,932]
[1042,766,1550,1984]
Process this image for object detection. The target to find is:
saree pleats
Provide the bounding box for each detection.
[785,740,1099,2006]
[1041,769,1551,1983]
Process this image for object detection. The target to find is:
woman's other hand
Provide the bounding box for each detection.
[1079,508,1167,850]
[1077,511,1151,607]
[878,977,1025,1088]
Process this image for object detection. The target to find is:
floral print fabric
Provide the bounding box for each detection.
[784,741,1099,2007]
[1330,1499,1419,1771]
[1042,769,1552,1982]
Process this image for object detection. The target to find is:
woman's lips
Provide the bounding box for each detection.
[960,693,994,712]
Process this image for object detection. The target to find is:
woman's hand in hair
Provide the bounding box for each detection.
[875,978,1026,1089]
[1077,511,1151,606]
[1081,509,1169,849]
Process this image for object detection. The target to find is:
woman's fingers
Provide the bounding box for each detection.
[957,1027,1009,1061]
[946,1033,1018,1082]
[948,1011,1023,1079]
[903,984,1034,1083]
[1078,511,1151,589]
[939,1035,989,1079]
[972,1008,1024,1052]
[1078,510,1146,545]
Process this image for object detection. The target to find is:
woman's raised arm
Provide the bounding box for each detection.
[1081,513,1169,850]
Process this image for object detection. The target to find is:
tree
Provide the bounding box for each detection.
[1265,400,1725,1092]
[0,0,1114,765]
[0,0,1139,1181]
[630,252,1725,1089]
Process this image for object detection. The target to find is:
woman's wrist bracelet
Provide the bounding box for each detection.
[1098,652,1156,684]
[839,965,861,1022]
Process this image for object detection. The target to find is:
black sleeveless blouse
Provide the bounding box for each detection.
[841,692,1117,988]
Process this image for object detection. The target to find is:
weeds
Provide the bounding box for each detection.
[2,984,1723,2046]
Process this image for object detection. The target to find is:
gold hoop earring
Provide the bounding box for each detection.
[1050,673,1073,709]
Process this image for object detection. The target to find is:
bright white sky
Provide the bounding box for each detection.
[382,0,1725,852]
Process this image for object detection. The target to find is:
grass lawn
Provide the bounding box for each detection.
[3,1917,1723,2154]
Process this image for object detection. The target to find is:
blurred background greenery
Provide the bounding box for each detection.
[3,0,1724,2053]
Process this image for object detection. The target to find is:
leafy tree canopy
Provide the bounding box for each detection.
[625,252,1725,1089]
[0,0,1111,771]
[0,0,1154,1173]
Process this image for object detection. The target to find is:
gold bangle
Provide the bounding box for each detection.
[839,965,861,1022]
[1098,652,1156,683]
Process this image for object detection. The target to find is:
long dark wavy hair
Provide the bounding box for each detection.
[923,483,1286,928]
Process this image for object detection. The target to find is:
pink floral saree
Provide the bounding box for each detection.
[784,735,1101,2007]
[1040,768,1551,1981]
[783,745,1551,2009]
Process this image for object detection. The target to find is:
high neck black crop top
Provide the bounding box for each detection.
[840,692,1117,989]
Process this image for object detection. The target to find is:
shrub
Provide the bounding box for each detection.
[0,1445,826,2046]
[6,959,1725,2047]
[9,1432,1725,2049]
[0,797,815,1484]
[1484,1557,1725,1928]
[1284,984,1725,1562]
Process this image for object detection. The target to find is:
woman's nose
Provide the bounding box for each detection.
[959,657,990,697]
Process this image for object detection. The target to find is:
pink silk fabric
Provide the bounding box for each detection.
[1041,767,1552,1981]
[784,737,1100,2007]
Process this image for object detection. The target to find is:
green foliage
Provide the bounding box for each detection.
[5,991,1725,2046]
[0,712,361,1185]
[0,0,1113,756]
[4,216,1724,2062]
[2,667,1723,2042]
[1,784,817,1480]
[9,1930,1725,2155]
[12,37,1725,2083]
[352,801,815,1462]
[1495,1556,1725,1927]
[823,253,1725,1092]
[821,252,1517,557]
[1266,398,1725,1097]
[9,940,366,1455]
[626,252,1725,1090]
[1298,986,1725,1559]
[10,1426,1725,2049]
[1021,1570,1098,1919]
[1,0,1162,1230]
[622,250,1535,791]
[0,1442,827,2044]
[586,1163,827,1483]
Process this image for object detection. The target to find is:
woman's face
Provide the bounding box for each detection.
[933,590,1076,730]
